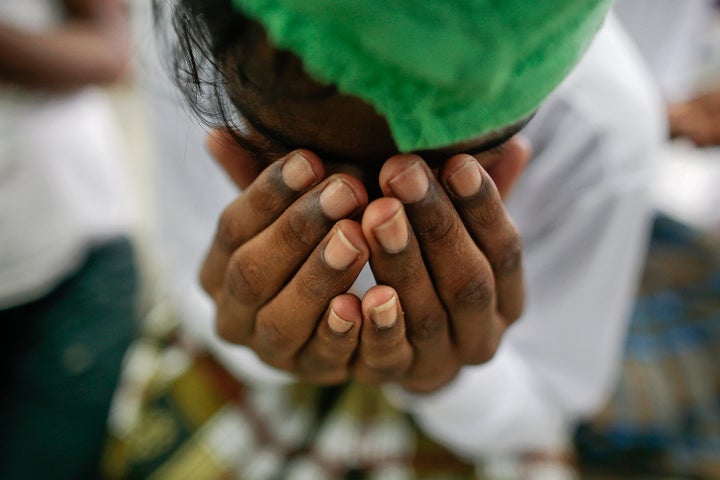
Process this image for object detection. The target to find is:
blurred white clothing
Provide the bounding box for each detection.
[389,14,664,456]
[139,11,664,459]
[0,0,131,308]
[614,0,717,102]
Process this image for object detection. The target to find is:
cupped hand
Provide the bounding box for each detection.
[200,142,372,385]
[358,138,529,393]
[204,130,529,392]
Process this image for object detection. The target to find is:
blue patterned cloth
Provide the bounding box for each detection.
[576,215,720,479]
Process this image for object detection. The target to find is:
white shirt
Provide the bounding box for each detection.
[614,0,717,102]
[0,0,131,308]
[141,12,664,457]
[394,16,664,455]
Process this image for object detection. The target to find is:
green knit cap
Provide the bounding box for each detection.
[231,0,611,151]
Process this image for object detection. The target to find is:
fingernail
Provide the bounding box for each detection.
[370,295,397,329]
[388,162,429,203]
[373,208,408,254]
[448,159,482,197]
[281,152,317,191]
[320,179,360,220]
[328,307,353,335]
[324,227,361,270]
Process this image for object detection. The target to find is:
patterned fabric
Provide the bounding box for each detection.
[101,304,478,480]
[102,214,720,480]
[575,215,720,479]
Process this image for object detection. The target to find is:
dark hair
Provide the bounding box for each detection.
[154,0,337,158]
[155,0,532,162]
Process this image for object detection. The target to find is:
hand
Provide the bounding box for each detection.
[669,88,720,147]
[200,141,374,385]
[205,130,529,392]
[356,139,529,393]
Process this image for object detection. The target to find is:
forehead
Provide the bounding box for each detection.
[220,36,526,171]
[227,77,527,169]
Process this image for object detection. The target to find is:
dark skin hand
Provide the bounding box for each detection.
[201,129,529,393]
[199,18,529,392]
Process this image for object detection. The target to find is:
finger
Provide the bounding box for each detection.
[354,286,413,384]
[440,154,525,324]
[247,220,369,366]
[361,198,457,381]
[207,128,267,189]
[295,294,362,385]
[474,136,531,200]
[215,175,367,345]
[379,156,501,363]
[201,149,325,295]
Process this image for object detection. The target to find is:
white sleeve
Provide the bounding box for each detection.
[389,175,655,456]
[386,16,666,458]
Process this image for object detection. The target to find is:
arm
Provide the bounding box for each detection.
[0,0,129,90]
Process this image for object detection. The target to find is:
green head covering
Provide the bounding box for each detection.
[231,0,612,151]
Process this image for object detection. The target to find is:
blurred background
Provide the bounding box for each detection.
[1,0,719,478]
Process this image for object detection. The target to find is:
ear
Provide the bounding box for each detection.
[206,128,266,190]
[476,136,531,200]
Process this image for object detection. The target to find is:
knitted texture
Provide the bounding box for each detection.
[232,0,612,151]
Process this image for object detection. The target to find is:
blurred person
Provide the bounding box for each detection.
[0,0,140,478]
[573,2,720,478]
[616,0,720,147]
[102,1,664,479]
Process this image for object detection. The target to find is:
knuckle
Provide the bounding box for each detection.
[498,283,525,328]
[395,261,425,285]
[254,314,295,354]
[359,349,412,380]
[450,269,495,310]
[247,185,284,218]
[499,295,525,326]
[216,207,246,251]
[297,344,354,378]
[463,337,500,365]
[225,251,266,304]
[256,351,292,371]
[215,312,246,344]
[505,310,523,326]
[295,271,337,302]
[467,186,503,228]
[407,310,447,343]
[277,210,319,253]
[375,261,423,292]
[413,211,460,246]
[491,234,524,279]
[199,263,216,296]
